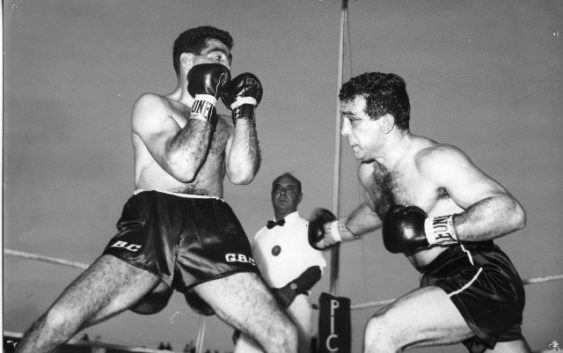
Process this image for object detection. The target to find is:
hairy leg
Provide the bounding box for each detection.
[16,255,161,353]
[194,272,298,353]
[364,286,473,353]
[233,295,314,353]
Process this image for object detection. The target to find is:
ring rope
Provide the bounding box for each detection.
[5,248,563,310]
[3,330,171,353]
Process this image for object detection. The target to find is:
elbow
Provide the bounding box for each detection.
[227,165,257,185]
[173,167,198,183]
[229,172,255,185]
[505,198,526,232]
[513,205,527,231]
[168,156,199,183]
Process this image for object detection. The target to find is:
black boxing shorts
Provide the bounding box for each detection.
[419,242,525,353]
[102,190,258,315]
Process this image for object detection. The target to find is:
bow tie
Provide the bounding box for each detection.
[267,218,285,229]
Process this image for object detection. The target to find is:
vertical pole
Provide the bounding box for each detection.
[330,0,349,296]
[195,316,207,353]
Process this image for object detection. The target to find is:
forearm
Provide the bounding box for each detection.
[166,119,213,182]
[226,119,261,184]
[454,193,526,241]
[340,203,382,240]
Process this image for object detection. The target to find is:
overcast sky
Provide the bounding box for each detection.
[3,1,562,352]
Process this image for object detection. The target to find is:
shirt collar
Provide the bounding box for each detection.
[275,211,299,223]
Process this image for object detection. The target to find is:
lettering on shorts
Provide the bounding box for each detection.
[225,253,256,266]
[110,240,142,252]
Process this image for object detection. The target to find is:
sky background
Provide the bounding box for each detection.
[3,1,562,352]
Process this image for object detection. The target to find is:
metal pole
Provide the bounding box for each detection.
[195,316,207,353]
[330,0,349,296]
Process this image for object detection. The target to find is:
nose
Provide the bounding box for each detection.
[341,119,351,136]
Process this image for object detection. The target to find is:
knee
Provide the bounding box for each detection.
[278,320,298,345]
[364,314,400,353]
[42,305,81,333]
[266,319,298,352]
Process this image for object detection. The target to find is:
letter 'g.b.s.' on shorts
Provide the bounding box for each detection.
[102,190,258,315]
[420,242,525,353]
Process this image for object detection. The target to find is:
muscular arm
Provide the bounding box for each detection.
[132,93,213,183]
[225,119,261,184]
[340,202,382,239]
[419,144,526,241]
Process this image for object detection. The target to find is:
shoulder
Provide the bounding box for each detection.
[415,142,475,181]
[133,93,167,113]
[416,142,469,166]
[131,93,169,124]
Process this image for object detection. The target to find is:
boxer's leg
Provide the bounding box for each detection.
[364,286,473,353]
[16,255,161,353]
[194,272,298,353]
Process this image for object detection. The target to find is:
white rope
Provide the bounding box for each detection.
[4,249,89,269]
[349,273,563,310]
[5,248,563,311]
[2,330,177,352]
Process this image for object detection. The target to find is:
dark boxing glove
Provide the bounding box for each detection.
[187,63,231,123]
[221,73,263,124]
[273,266,322,308]
[383,205,458,254]
[308,208,342,250]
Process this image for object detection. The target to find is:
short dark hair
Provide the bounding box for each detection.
[172,26,234,75]
[272,173,302,194]
[339,72,410,130]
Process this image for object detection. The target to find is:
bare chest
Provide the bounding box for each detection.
[361,162,448,218]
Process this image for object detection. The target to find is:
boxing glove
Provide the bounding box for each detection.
[308,208,341,250]
[187,63,231,123]
[221,73,263,124]
[383,205,458,254]
[273,266,322,308]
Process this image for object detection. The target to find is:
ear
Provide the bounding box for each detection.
[180,53,194,73]
[380,113,395,134]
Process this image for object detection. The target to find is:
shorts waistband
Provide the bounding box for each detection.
[416,241,496,273]
[134,189,225,201]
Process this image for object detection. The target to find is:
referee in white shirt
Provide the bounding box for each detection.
[234,173,326,353]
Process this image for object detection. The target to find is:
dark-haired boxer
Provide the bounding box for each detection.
[308,72,531,353]
[16,26,297,353]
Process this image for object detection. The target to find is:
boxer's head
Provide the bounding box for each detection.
[173,26,233,75]
[339,72,410,130]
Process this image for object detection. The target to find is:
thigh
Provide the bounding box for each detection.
[193,272,291,338]
[370,286,474,349]
[51,254,161,326]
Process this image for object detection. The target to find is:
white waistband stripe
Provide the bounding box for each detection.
[448,267,483,298]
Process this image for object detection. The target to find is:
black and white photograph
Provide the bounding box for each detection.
[3,1,562,353]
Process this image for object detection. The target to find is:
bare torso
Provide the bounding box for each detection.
[359,135,464,268]
[132,94,233,197]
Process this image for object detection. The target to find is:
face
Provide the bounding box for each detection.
[189,38,232,70]
[340,95,385,162]
[271,176,302,215]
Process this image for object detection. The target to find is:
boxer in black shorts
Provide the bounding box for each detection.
[309,72,532,352]
[16,26,297,353]
[103,190,259,315]
[420,242,525,352]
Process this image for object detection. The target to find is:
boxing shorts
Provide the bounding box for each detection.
[419,241,525,353]
[102,190,258,315]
